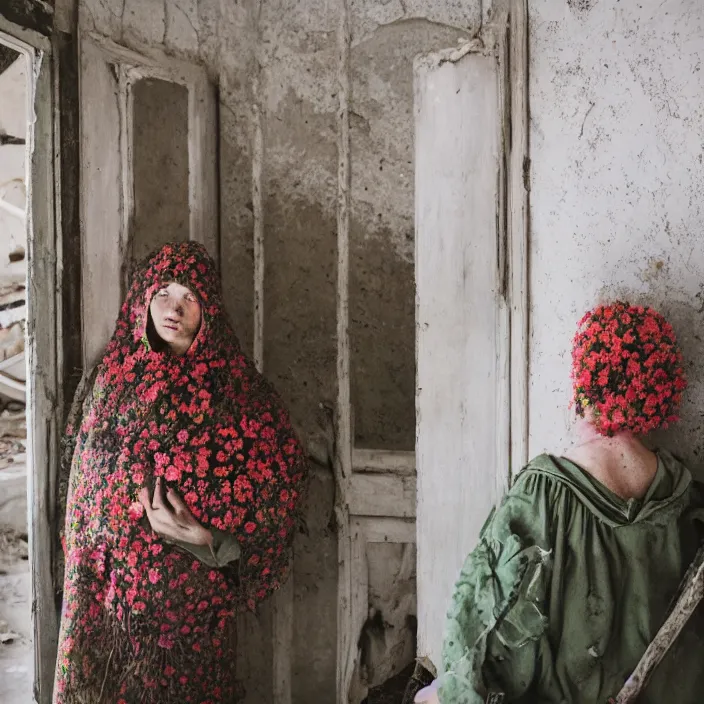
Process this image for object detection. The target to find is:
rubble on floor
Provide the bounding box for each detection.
[364,662,417,704]
[0,397,31,702]
[0,527,31,702]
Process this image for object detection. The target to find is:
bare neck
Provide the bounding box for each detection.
[563,423,658,500]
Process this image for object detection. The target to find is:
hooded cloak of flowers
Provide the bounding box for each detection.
[54,242,307,704]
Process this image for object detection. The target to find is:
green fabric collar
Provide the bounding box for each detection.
[519,449,692,527]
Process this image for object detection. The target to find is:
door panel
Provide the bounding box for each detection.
[415,46,509,670]
[79,36,217,367]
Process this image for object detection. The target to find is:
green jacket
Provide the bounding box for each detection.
[440,450,704,703]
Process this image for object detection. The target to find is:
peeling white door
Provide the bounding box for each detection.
[414,45,510,670]
[414,3,530,672]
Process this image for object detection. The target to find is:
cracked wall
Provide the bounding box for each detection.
[529,0,704,468]
[77,0,484,700]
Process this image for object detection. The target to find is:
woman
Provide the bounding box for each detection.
[419,301,704,703]
[54,242,307,703]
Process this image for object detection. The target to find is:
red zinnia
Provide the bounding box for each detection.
[571,301,686,436]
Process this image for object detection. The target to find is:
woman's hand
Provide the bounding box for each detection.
[139,477,212,547]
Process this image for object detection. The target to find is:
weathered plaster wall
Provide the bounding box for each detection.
[77,0,482,699]
[349,14,471,451]
[131,77,190,262]
[259,0,338,460]
[529,0,704,469]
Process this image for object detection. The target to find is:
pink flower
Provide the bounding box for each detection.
[165,465,181,482]
[154,452,170,468]
[571,300,686,436]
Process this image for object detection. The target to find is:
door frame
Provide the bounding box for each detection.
[413,0,530,671]
[78,33,218,368]
[0,14,62,704]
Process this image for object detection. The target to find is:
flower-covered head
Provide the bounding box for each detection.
[571,301,687,437]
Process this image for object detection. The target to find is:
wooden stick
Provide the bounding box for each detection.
[613,545,704,703]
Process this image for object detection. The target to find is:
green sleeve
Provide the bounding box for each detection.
[439,473,554,703]
[165,527,241,568]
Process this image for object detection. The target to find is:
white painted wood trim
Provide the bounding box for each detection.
[85,33,207,85]
[495,10,512,501]
[415,45,505,670]
[0,30,63,702]
[252,56,265,371]
[118,66,135,298]
[29,48,60,704]
[335,0,352,490]
[80,36,219,367]
[188,77,218,262]
[347,517,416,702]
[356,516,416,544]
[508,0,530,479]
[79,35,124,369]
[335,0,354,699]
[348,473,416,519]
[86,34,220,264]
[348,521,369,703]
[0,16,50,52]
[351,448,415,475]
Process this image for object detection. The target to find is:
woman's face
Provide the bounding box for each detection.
[149,282,202,355]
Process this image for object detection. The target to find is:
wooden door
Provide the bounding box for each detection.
[0,13,60,703]
[414,2,529,672]
[79,35,217,366]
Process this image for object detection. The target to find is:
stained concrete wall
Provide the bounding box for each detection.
[528,0,704,469]
[131,78,190,262]
[77,0,481,700]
